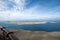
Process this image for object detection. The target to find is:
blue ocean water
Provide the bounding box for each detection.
[0,22,60,32]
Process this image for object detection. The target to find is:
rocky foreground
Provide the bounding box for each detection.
[0,30,60,40]
[11,30,60,40]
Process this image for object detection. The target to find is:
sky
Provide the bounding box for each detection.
[0,0,60,21]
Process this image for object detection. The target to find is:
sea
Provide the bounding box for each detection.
[0,22,60,32]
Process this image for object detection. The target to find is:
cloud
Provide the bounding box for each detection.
[0,0,41,21]
[0,0,60,21]
[0,0,25,21]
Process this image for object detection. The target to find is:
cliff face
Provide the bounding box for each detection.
[13,30,60,40]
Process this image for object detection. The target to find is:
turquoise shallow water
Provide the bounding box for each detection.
[0,22,60,32]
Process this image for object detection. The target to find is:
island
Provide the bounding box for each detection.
[5,21,47,25]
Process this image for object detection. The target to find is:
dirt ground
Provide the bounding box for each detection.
[0,30,60,40]
[13,30,60,40]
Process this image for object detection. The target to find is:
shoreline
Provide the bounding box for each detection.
[10,29,60,32]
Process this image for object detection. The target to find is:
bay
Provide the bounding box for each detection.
[0,22,60,32]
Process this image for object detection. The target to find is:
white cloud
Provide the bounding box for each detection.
[0,0,60,21]
[0,0,41,21]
